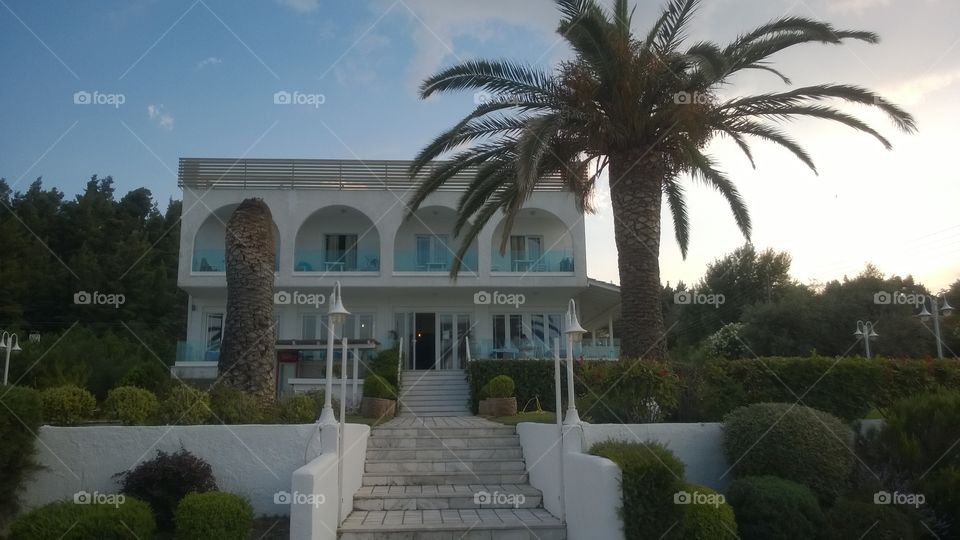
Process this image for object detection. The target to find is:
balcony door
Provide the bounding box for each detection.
[324,234,358,271]
[509,235,543,272]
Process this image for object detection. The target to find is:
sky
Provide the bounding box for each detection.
[1,0,958,290]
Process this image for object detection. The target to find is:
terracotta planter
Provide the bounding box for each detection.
[479,397,517,417]
[361,397,396,420]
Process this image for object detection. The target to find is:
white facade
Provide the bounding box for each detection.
[175,159,619,392]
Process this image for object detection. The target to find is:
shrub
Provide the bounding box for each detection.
[103,386,158,425]
[159,384,212,424]
[0,385,42,526]
[9,498,155,539]
[579,359,680,423]
[119,361,173,397]
[363,375,396,400]
[280,393,317,423]
[679,484,738,540]
[175,491,253,539]
[367,347,399,389]
[723,402,853,503]
[40,384,96,425]
[480,375,515,399]
[591,440,685,539]
[822,498,916,540]
[468,360,569,413]
[114,448,217,530]
[726,476,823,540]
[209,386,262,424]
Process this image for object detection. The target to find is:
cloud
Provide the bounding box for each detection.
[147,104,174,131]
[826,0,892,14]
[883,69,960,106]
[276,0,320,14]
[195,56,222,71]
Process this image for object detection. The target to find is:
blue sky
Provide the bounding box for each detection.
[1,0,959,289]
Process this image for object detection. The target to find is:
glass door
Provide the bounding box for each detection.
[438,314,471,369]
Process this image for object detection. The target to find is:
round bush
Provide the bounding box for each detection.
[209,387,261,424]
[822,498,915,540]
[10,498,155,539]
[160,384,212,425]
[680,484,738,540]
[114,448,217,530]
[723,402,853,503]
[481,375,516,399]
[364,375,396,400]
[0,384,42,524]
[103,386,158,425]
[727,476,823,540]
[119,362,173,397]
[40,384,96,425]
[175,491,253,539]
[280,393,317,423]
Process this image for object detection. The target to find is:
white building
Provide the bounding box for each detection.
[174,158,620,395]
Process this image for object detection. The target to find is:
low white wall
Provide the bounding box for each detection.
[24,424,317,516]
[566,451,623,540]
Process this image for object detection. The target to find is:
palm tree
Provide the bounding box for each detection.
[219,198,277,403]
[407,0,916,359]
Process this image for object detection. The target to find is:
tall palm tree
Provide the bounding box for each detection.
[219,198,276,403]
[407,0,916,359]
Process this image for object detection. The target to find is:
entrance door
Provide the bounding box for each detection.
[414,313,436,369]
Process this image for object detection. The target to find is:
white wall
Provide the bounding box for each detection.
[23,424,318,516]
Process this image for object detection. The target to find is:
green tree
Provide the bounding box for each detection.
[406,0,915,359]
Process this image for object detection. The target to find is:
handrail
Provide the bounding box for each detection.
[396,337,404,402]
[465,336,472,364]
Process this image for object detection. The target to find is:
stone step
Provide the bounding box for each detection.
[339,509,565,540]
[371,426,516,438]
[400,407,472,415]
[365,447,523,461]
[396,411,469,417]
[401,370,466,375]
[352,484,542,511]
[362,471,529,486]
[367,435,520,449]
[399,385,469,394]
[365,459,526,474]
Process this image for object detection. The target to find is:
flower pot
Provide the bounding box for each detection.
[479,397,517,417]
[360,397,396,420]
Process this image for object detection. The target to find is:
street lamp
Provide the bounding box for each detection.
[916,295,954,360]
[563,299,587,425]
[852,321,879,359]
[319,282,350,424]
[1,332,22,385]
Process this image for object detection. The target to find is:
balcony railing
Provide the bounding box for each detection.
[490,249,575,273]
[293,249,380,273]
[394,250,479,273]
[177,341,220,362]
[470,338,619,360]
[192,249,279,272]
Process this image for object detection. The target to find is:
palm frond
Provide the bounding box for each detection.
[719,119,817,173]
[678,138,752,240]
[732,104,895,149]
[653,0,700,52]
[419,59,557,100]
[406,142,516,215]
[662,178,690,258]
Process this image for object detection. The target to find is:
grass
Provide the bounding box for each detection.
[490,411,557,425]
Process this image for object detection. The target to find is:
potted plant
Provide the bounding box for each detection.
[478,375,517,417]
[360,375,396,419]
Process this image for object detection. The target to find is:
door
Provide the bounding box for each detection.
[414,313,436,369]
[439,314,472,369]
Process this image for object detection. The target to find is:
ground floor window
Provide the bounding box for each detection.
[492,312,563,358]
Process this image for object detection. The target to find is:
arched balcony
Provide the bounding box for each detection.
[192,204,280,272]
[294,206,380,273]
[393,206,478,273]
[490,208,575,273]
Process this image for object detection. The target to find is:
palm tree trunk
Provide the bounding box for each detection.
[219,198,277,404]
[609,149,668,360]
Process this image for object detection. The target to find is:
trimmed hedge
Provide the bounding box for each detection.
[591,440,685,540]
[723,403,854,503]
[159,384,211,425]
[10,499,156,539]
[40,384,96,425]
[209,386,262,424]
[822,498,916,540]
[679,484,738,540]
[727,476,823,540]
[468,360,570,413]
[0,385,42,526]
[103,386,158,425]
[175,491,253,539]
[578,359,679,423]
[280,393,317,423]
[363,375,396,400]
[480,375,515,399]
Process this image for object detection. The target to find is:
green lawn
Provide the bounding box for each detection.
[490,411,557,425]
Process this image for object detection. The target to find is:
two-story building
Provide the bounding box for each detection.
[174,158,620,396]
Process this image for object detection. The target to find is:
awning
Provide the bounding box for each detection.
[575,278,621,331]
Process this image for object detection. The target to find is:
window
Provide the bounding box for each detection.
[205,313,223,351]
[324,234,358,271]
[509,235,543,271]
[416,234,450,270]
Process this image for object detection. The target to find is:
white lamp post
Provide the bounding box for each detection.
[319,282,350,424]
[2,332,22,386]
[916,295,954,360]
[853,320,879,359]
[563,299,587,425]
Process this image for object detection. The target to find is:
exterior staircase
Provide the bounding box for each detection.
[397,369,471,417]
[338,417,565,539]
